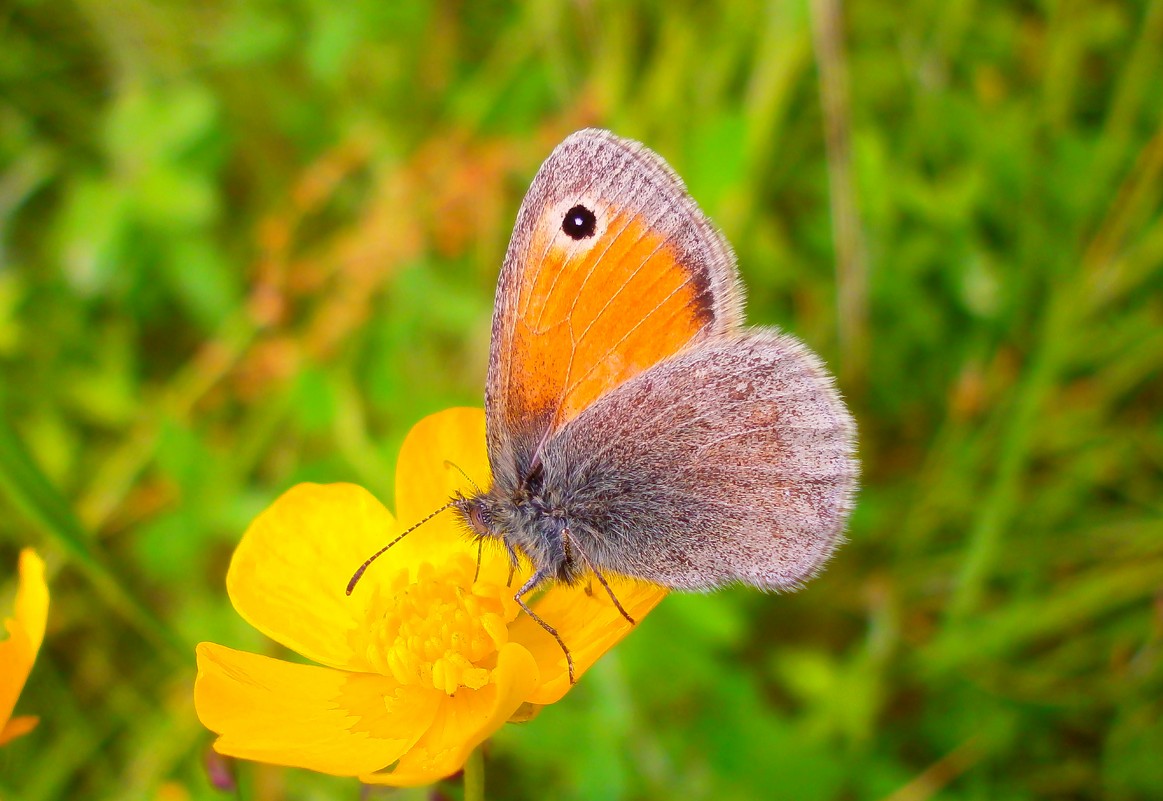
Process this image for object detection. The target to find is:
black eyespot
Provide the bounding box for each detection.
[562,204,597,239]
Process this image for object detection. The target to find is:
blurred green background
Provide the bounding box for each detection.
[2,0,1162,799]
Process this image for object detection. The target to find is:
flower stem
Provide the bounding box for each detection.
[464,748,485,801]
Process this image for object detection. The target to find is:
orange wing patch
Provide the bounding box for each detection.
[505,209,712,435]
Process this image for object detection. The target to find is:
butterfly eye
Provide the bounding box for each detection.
[466,502,491,537]
[562,204,597,239]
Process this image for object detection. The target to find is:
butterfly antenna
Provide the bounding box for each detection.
[444,459,483,495]
[346,502,454,595]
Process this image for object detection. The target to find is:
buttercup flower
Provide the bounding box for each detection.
[1,548,49,746]
[195,408,666,786]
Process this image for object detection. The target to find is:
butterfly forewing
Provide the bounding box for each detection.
[486,129,743,469]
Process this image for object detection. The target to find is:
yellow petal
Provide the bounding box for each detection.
[394,408,490,527]
[514,576,668,705]
[227,482,403,672]
[0,715,38,746]
[360,642,540,787]
[0,549,48,733]
[195,643,441,776]
[14,550,47,651]
[390,407,516,587]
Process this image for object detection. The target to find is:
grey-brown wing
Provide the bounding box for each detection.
[539,330,858,590]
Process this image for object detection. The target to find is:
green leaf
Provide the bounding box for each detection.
[0,409,187,664]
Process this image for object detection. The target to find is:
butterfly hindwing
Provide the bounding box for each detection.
[537,331,859,590]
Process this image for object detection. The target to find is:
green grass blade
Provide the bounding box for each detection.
[0,411,188,664]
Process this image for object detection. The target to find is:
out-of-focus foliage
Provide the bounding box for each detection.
[1,0,1160,799]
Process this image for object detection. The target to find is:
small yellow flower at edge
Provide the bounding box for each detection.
[1,548,49,746]
[194,407,667,786]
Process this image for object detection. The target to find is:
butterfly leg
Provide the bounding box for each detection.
[470,536,520,588]
[563,528,636,626]
[514,569,575,684]
[504,541,520,588]
[473,537,484,582]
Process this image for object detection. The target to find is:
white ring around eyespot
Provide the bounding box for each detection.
[544,194,608,255]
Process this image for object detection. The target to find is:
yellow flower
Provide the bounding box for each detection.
[195,408,666,786]
[1,548,49,746]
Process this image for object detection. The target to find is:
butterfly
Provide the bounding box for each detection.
[449,129,859,681]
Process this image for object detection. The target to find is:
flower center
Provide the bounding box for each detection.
[368,556,512,695]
